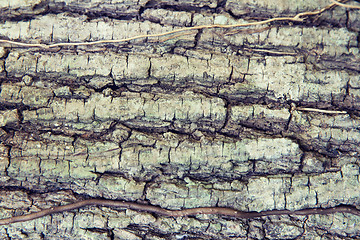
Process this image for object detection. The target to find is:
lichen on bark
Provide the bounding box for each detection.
[0,0,360,239]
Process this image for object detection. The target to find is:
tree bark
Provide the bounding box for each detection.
[0,0,360,239]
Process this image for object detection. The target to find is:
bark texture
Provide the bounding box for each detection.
[0,0,360,239]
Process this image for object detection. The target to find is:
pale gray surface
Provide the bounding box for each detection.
[0,0,360,239]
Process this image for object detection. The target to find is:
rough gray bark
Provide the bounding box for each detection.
[0,0,360,239]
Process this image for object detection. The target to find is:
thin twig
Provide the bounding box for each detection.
[248,48,298,55]
[0,199,359,225]
[0,17,302,48]
[331,0,360,9]
[0,0,351,49]
[295,107,348,114]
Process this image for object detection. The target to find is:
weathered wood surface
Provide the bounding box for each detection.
[0,0,360,239]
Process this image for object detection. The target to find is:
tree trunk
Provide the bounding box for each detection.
[0,0,360,239]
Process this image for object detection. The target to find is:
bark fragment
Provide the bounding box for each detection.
[0,0,360,239]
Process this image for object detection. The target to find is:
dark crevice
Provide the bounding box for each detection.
[0,185,69,195]
[47,4,137,21]
[0,12,43,22]
[91,83,124,93]
[3,146,11,177]
[217,0,228,10]
[193,29,203,48]
[219,96,231,131]
[283,134,340,159]
[82,227,113,236]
